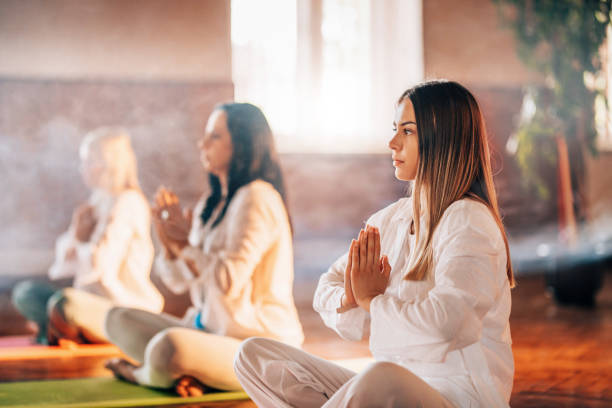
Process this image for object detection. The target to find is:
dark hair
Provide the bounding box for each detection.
[200,103,291,230]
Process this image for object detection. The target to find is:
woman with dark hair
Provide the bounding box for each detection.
[234,81,515,407]
[104,103,303,396]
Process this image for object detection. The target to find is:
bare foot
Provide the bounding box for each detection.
[57,338,80,350]
[175,375,207,397]
[105,358,138,384]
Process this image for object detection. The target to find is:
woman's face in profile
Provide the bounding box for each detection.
[199,110,234,179]
[389,99,419,181]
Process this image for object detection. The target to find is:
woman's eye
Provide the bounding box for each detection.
[403,128,413,135]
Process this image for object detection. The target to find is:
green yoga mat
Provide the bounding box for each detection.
[0,377,250,408]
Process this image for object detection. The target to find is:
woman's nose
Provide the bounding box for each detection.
[388,133,399,150]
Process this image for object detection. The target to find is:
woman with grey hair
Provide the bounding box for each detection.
[12,127,163,344]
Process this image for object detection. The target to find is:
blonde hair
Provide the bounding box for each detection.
[80,127,140,193]
[400,81,515,287]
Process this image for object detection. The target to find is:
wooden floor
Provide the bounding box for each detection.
[0,273,610,407]
[0,341,123,381]
[507,274,612,407]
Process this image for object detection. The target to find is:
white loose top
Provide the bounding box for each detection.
[314,197,513,407]
[156,180,304,347]
[49,189,164,313]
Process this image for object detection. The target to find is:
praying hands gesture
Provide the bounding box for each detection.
[151,187,192,260]
[339,225,391,313]
[73,204,97,242]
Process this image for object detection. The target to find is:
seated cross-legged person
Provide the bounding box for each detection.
[104,103,304,396]
[234,81,516,408]
[12,127,163,345]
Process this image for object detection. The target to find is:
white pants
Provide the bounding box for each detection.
[104,307,242,390]
[234,337,457,408]
[57,287,114,342]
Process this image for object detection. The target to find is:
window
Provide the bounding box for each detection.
[231,0,298,141]
[231,0,423,153]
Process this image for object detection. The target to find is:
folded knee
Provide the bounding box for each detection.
[12,280,55,321]
[145,328,183,373]
[234,337,323,402]
[104,306,132,341]
[12,280,34,303]
[234,337,277,371]
[361,361,402,378]
[13,280,54,307]
[348,362,419,405]
[12,280,37,309]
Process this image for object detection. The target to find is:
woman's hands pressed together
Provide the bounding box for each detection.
[152,187,192,259]
[73,204,97,242]
[339,239,359,312]
[340,225,391,313]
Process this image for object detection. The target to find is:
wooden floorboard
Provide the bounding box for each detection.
[507,274,612,406]
[0,342,122,381]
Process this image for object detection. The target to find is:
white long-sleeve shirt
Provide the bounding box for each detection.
[49,189,164,313]
[314,196,513,407]
[155,180,304,347]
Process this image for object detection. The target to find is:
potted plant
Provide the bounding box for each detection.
[495,0,611,306]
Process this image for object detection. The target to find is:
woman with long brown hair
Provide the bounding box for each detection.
[234,81,515,407]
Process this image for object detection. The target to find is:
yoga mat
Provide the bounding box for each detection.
[0,336,36,348]
[0,377,249,408]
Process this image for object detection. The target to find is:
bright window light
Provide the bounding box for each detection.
[231,0,423,153]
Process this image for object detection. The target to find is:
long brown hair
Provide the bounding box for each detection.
[400,80,515,287]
